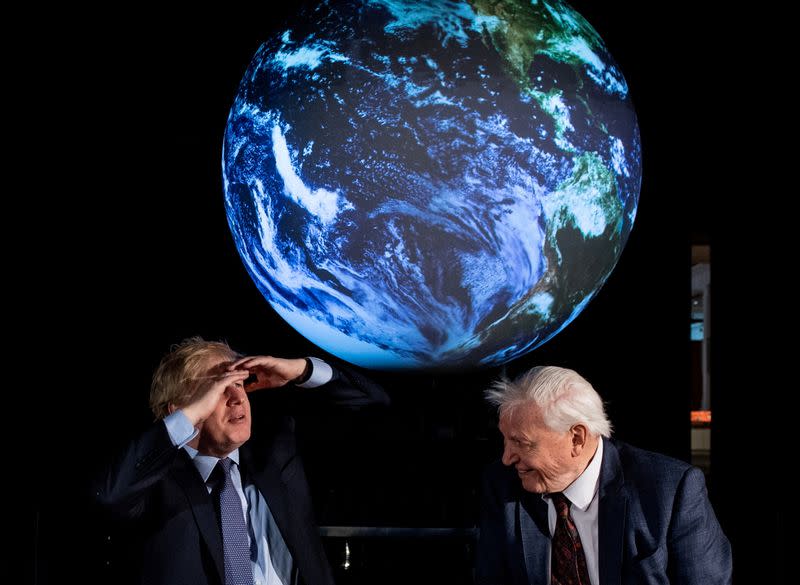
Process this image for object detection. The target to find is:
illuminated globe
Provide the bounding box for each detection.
[223,0,641,370]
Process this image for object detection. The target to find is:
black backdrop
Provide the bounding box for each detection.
[19,2,779,583]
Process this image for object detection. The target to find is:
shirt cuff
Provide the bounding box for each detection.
[296,357,333,388]
[163,410,198,447]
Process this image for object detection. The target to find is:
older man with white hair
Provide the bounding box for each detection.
[476,366,731,585]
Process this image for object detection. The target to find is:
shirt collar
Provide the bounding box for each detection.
[542,437,603,511]
[183,445,241,483]
[564,437,603,511]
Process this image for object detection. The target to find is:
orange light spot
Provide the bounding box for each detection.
[691,410,711,424]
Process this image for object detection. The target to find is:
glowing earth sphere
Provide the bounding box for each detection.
[223,0,641,370]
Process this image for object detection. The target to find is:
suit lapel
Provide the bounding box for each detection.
[519,489,550,585]
[173,449,225,583]
[240,446,308,573]
[598,438,626,585]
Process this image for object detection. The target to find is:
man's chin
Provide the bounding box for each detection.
[226,428,251,449]
[520,474,546,494]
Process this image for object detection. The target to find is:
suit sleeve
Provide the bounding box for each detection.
[667,466,732,584]
[292,359,391,411]
[92,421,182,520]
[476,463,512,585]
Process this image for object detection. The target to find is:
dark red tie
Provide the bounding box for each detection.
[551,492,591,585]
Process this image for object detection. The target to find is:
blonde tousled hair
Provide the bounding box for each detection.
[149,336,241,419]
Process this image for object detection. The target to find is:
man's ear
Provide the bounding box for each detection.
[570,424,588,455]
[168,403,178,415]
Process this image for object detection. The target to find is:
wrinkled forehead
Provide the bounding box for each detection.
[498,402,544,433]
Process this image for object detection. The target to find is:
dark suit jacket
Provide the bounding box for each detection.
[94,364,389,585]
[476,438,732,585]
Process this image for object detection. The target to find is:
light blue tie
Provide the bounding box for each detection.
[216,458,253,585]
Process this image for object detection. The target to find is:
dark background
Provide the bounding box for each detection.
[18,1,779,583]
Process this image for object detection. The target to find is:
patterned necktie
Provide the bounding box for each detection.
[215,458,253,585]
[551,492,591,585]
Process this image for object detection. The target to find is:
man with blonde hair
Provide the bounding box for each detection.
[476,366,731,584]
[95,337,388,585]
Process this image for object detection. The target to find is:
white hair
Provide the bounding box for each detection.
[485,366,613,437]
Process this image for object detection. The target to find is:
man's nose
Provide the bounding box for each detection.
[501,443,518,466]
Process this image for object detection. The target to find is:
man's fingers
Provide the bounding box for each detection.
[228,356,276,371]
[194,370,250,381]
